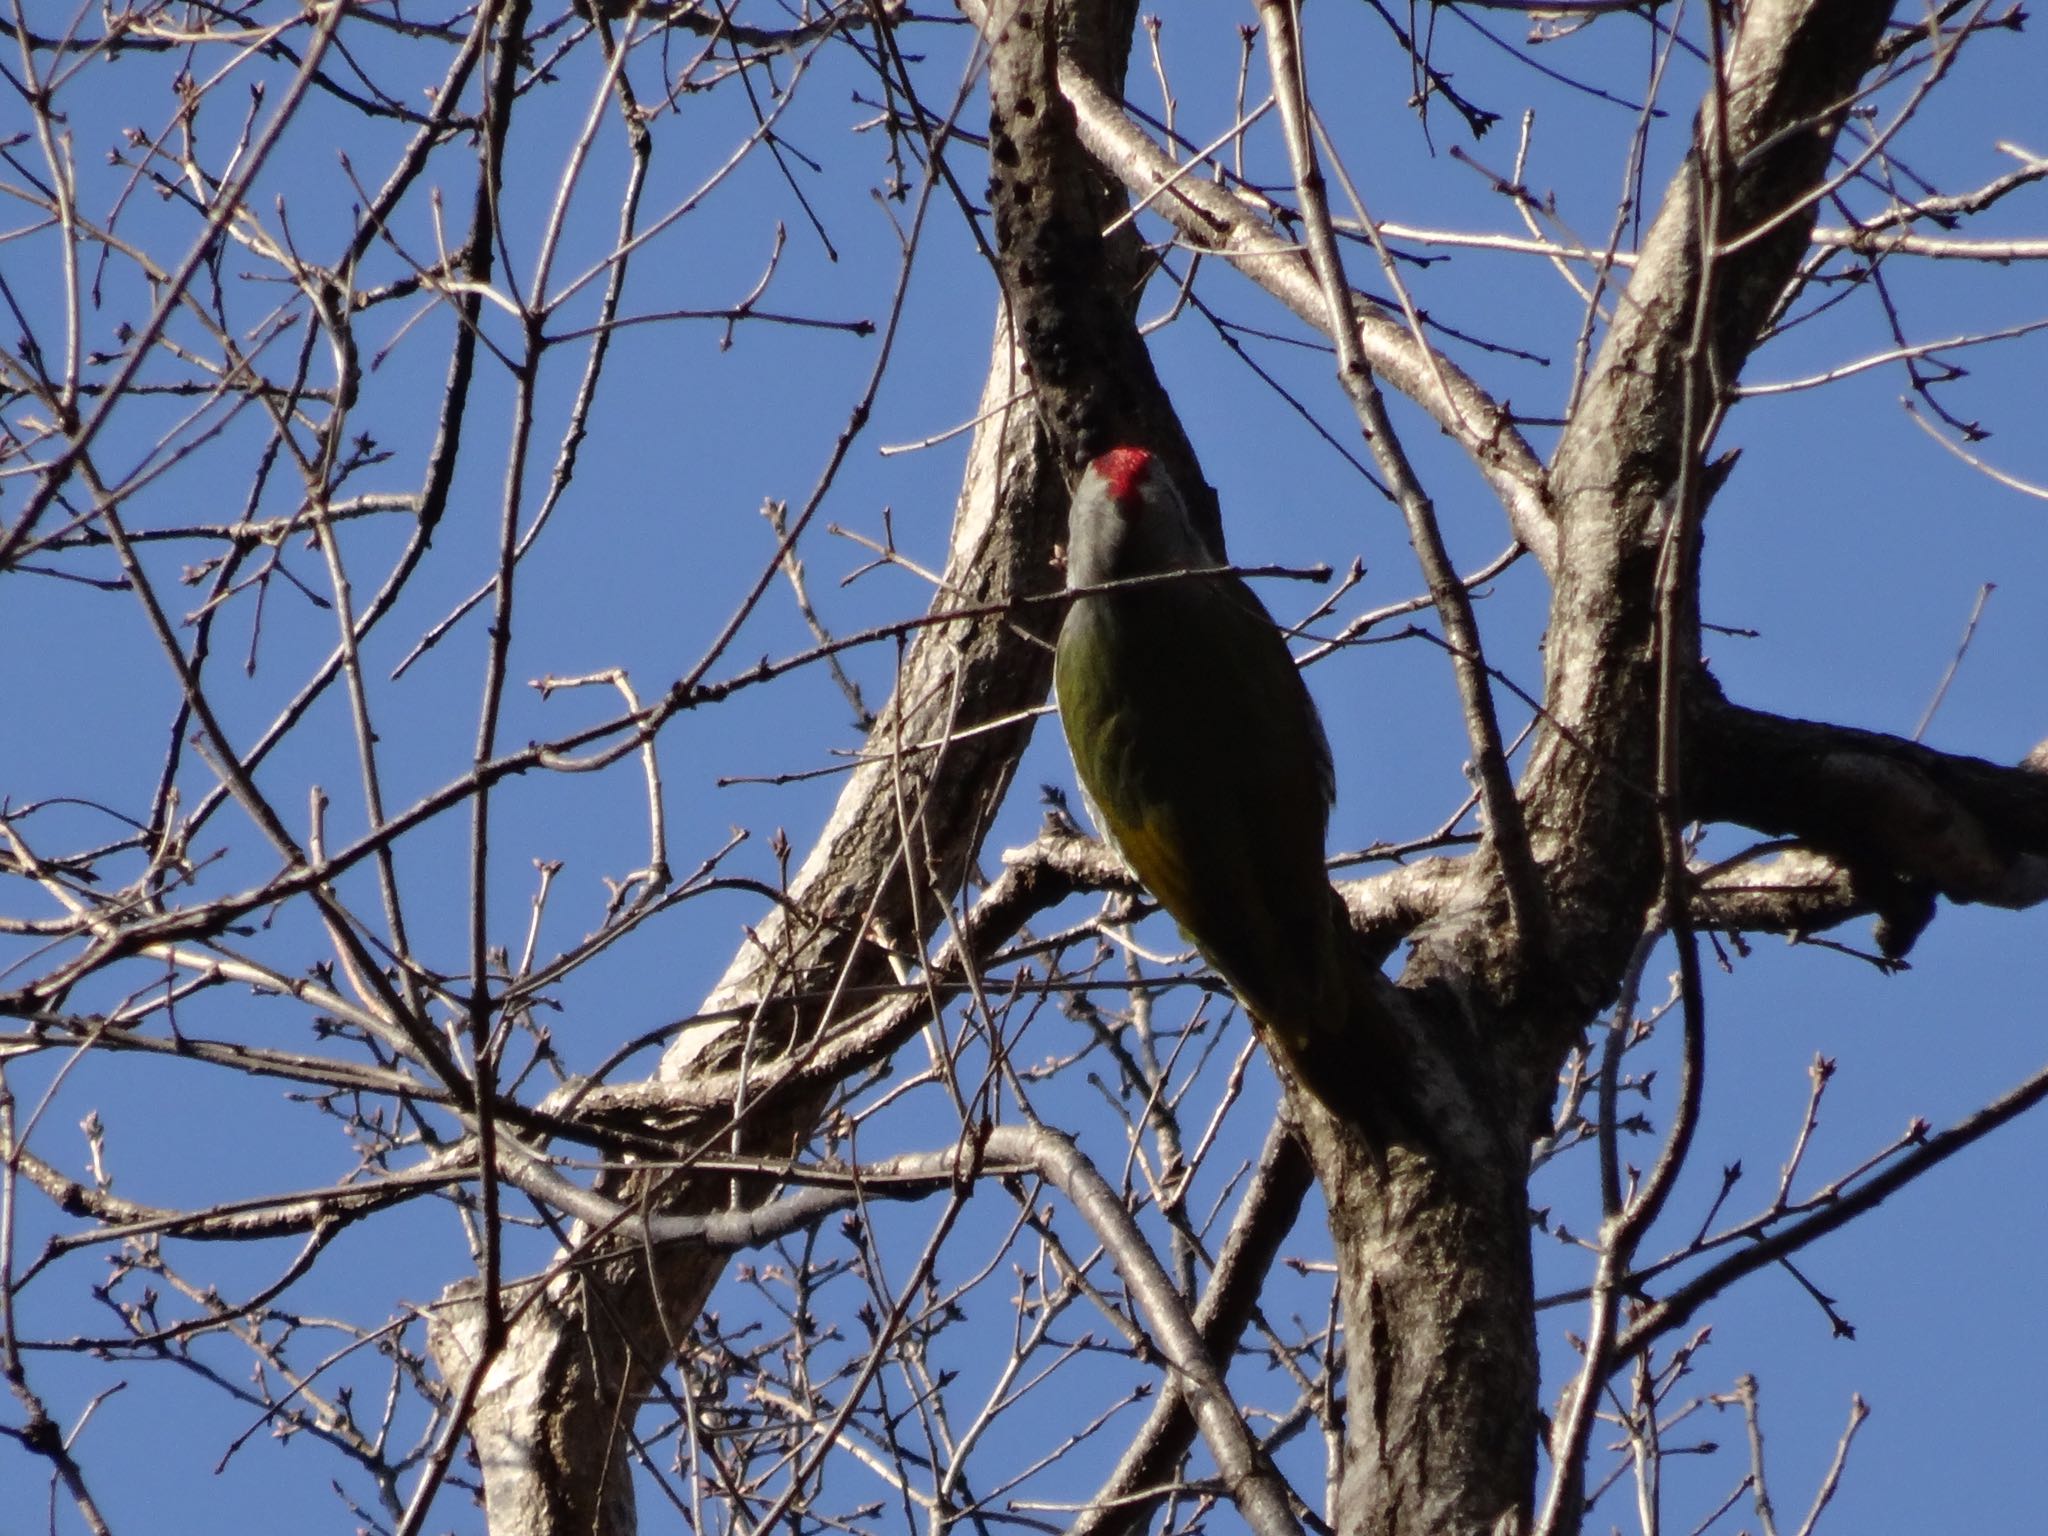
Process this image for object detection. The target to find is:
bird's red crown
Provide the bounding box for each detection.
[1091,446,1154,505]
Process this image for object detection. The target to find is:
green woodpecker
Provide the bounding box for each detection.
[1054,446,1348,1086]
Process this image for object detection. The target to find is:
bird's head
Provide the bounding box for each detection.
[1066,447,1219,590]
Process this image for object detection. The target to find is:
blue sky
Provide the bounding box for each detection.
[2,2,2045,1531]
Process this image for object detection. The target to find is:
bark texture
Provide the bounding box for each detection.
[1306,1101,1537,1536]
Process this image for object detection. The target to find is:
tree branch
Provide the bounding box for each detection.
[1067,1118,1317,1536]
[1054,43,1555,569]
[1519,0,1900,1021]
[1690,694,2048,921]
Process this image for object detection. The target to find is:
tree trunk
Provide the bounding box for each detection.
[1304,1101,1537,1536]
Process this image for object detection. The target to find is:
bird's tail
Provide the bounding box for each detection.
[1238,886,1378,1113]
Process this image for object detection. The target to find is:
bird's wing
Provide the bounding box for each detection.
[1215,574,1335,809]
[1056,574,1339,1028]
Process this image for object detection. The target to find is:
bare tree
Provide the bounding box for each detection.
[5,3,2046,1535]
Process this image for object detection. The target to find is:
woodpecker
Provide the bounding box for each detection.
[1053,446,1349,1091]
